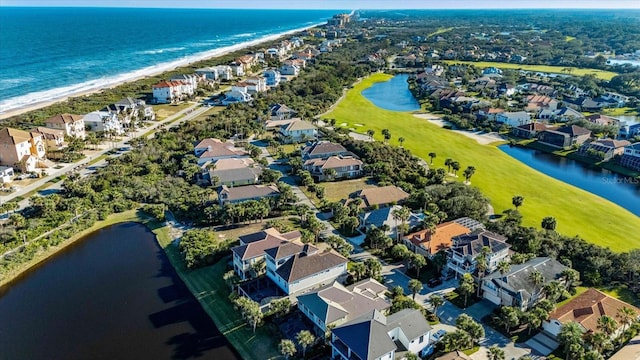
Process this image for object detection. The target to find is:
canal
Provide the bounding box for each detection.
[0,222,239,360]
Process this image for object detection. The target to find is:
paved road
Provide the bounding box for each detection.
[0,102,207,207]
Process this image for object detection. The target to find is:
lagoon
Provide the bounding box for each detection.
[0,222,238,360]
[361,74,421,111]
[499,145,640,216]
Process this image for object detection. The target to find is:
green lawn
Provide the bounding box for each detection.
[152,103,192,120]
[443,60,618,81]
[322,73,639,252]
[602,107,639,116]
[323,177,377,202]
[153,224,282,360]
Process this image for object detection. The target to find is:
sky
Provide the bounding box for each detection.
[2,0,640,9]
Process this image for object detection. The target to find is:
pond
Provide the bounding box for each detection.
[499,145,640,216]
[0,222,239,360]
[361,74,421,111]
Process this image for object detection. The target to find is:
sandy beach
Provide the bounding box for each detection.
[413,113,506,145]
[0,23,321,120]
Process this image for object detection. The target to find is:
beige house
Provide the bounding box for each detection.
[0,128,46,172]
[44,113,86,140]
[35,127,67,152]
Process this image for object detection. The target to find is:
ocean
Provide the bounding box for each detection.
[0,7,340,115]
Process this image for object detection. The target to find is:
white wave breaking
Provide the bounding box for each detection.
[0,22,323,117]
[135,47,188,55]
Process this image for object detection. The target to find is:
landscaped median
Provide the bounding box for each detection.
[322,73,640,252]
[442,60,619,81]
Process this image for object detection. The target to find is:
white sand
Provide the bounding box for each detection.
[413,113,506,145]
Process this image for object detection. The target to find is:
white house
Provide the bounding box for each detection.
[223,83,252,104]
[331,309,432,360]
[214,65,233,81]
[44,113,86,140]
[279,63,300,76]
[83,111,124,135]
[196,67,219,81]
[152,80,192,104]
[245,77,267,93]
[265,242,348,295]
[229,62,245,77]
[263,69,281,87]
[0,166,14,183]
[194,138,249,165]
[279,119,317,143]
[170,74,200,90]
[231,228,301,280]
[496,111,532,127]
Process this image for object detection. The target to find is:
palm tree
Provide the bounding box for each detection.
[558,322,584,358]
[398,137,405,146]
[497,260,511,276]
[597,315,617,337]
[429,294,444,315]
[475,246,491,297]
[458,273,475,307]
[451,161,460,176]
[585,332,609,354]
[409,279,423,300]
[529,270,545,296]
[543,280,565,304]
[428,152,436,164]
[444,158,453,173]
[561,269,580,291]
[617,306,636,335]
[487,345,505,360]
[463,166,476,183]
[367,129,375,141]
[351,262,367,282]
[391,206,411,243]
[541,216,557,231]
[296,330,315,359]
[279,339,296,360]
[512,195,524,209]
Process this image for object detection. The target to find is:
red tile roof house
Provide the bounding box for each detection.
[542,288,640,340]
[404,217,484,258]
[265,242,348,295]
[231,228,301,280]
[304,155,363,182]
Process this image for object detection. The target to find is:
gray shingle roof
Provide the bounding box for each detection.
[275,249,347,283]
[451,229,509,257]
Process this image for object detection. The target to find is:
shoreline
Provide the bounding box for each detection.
[0,22,322,120]
[0,209,145,289]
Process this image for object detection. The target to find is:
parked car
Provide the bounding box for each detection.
[432,329,447,342]
[427,278,443,287]
[419,344,434,358]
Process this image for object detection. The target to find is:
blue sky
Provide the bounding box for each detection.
[2,0,639,9]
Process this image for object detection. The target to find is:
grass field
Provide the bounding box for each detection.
[153,224,281,360]
[323,177,378,202]
[443,60,618,81]
[152,103,192,120]
[322,73,639,252]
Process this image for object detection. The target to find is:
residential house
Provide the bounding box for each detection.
[115,97,155,121]
[0,128,46,172]
[482,257,569,310]
[0,166,14,183]
[297,278,391,335]
[279,119,317,143]
[237,54,259,72]
[302,141,350,160]
[82,110,124,135]
[34,127,66,152]
[209,158,262,187]
[279,63,300,76]
[511,122,549,139]
[525,94,558,112]
[214,65,233,81]
[482,67,503,78]
[620,123,640,138]
[599,92,629,107]
[538,107,584,123]
[44,113,86,139]
[608,335,640,360]
[263,69,281,87]
[194,138,249,165]
[620,143,640,171]
[347,185,410,210]
[169,74,201,90]
[218,184,280,205]
[537,125,592,149]
[270,104,297,120]
[447,229,510,278]
[152,80,192,104]
[303,155,363,181]
[195,67,219,81]
[229,62,245,77]
[478,108,505,122]
[265,242,348,294]
[496,111,531,127]
[331,309,432,360]
[499,83,516,97]
[436,351,472,360]
[586,114,620,126]
[245,77,267,93]
[564,97,604,112]
[224,83,252,104]
[404,218,484,258]
[360,205,423,238]
[578,139,631,161]
[231,228,301,280]
[542,288,640,339]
